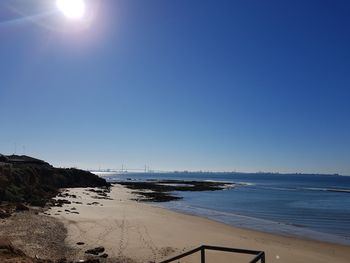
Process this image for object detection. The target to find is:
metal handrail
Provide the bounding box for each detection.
[159,245,265,263]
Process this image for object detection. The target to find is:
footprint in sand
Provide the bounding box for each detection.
[136,224,159,262]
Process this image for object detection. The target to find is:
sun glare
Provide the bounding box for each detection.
[56,0,86,20]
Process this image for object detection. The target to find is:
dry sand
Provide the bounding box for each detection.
[0,209,77,261]
[48,185,350,263]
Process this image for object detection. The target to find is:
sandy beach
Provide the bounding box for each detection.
[41,185,349,263]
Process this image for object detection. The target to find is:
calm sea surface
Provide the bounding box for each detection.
[103,172,350,245]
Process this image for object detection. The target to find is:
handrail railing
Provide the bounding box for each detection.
[159,245,265,263]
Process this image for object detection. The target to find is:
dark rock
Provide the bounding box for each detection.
[99,253,108,258]
[87,202,100,206]
[84,259,100,263]
[51,199,72,207]
[15,203,29,211]
[0,208,11,219]
[76,242,85,245]
[118,180,235,202]
[85,246,105,255]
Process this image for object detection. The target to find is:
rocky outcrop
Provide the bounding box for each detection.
[0,207,11,219]
[85,246,105,255]
[0,154,110,207]
[117,180,235,202]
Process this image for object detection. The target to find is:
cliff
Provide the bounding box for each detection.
[0,154,110,206]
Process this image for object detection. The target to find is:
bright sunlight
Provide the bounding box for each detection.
[56,0,86,20]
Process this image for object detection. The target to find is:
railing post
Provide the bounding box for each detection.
[158,245,265,263]
[201,247,205,263]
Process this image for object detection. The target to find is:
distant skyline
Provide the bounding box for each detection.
[1,0,350,175]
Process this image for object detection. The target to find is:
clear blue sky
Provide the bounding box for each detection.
[1,0,349,174]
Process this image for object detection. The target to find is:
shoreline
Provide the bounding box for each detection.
[1,185,349,262]
[103,172,350,245]
[157,201,350,246]
[111,178,350,246]
[48,185,349,263]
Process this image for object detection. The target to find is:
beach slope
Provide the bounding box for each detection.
[47,185,350,263]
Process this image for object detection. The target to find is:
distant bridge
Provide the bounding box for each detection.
[87,166,164,173]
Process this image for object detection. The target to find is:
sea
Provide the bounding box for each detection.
[101,172,350,245]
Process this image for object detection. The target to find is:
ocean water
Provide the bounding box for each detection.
[103,172,350,245]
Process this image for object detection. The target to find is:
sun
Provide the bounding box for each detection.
[56,0,86,20]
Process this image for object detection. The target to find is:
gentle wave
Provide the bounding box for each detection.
[159,202,350,245]
[105,172,350,245]
[303,187,350,193]
[261,186,298,191]
[260,186,350,193]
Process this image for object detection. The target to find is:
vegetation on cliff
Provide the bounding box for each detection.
[0,154,110,206]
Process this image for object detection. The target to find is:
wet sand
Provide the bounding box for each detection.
[46,185,350,263]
